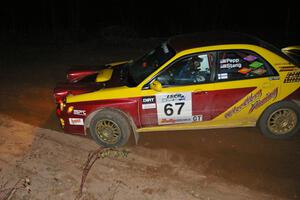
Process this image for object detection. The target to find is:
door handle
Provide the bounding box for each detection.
[262,82,271,88]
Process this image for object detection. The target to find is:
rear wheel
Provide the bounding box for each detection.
[90,110,131,147]
[258,101,300,139]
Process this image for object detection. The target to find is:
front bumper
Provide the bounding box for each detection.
[56,105,86,135]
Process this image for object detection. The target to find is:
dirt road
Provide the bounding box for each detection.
[0,41,299,199]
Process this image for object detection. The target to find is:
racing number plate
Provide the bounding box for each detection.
[156,92,192,125]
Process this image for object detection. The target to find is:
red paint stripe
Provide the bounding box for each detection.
[206,87,256,120]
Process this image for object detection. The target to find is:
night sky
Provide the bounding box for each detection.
[1,0,299,46]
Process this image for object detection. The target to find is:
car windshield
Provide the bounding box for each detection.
[127,43,175,86]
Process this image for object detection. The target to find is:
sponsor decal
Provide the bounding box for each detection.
[73,109,86,116]
[160,118,176,124]
[243,55,257,62]
[252,68,266,75]
[220,58,242,69]
[225,89,262,118]
[269,76,280,81]
[156,92,192,125]
[162,93,186,103]
[69,118,84,125]
[284,71,300,83]
[142,96,156,109]
[239,67,251,75]
[192,115,203,122]
[249,61,263,69]
[218,73,228,80]
[249,88,278,113]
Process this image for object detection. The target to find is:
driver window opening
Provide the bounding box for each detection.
[156,53,214,86]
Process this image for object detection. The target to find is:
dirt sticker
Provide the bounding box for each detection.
[142,96,156,109]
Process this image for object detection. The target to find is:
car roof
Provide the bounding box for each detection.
[167,31,297,65]
[167,31,269,52]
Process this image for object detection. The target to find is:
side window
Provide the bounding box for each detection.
[216,50,277,81]
[156,52,215,86]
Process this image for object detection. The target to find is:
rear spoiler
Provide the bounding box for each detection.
[281,46,300,65]
[281,46,300,54]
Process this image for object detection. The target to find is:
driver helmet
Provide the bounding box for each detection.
[192,56,203,70]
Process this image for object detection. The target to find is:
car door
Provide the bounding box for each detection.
[139,52,216,127]
[207,49,281,125]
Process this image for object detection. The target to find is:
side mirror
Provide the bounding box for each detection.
[150,80,162,92]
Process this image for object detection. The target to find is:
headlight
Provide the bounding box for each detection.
[67,106,74,114]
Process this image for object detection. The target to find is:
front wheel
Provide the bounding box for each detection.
[89,110,131,147]
[258,101,300,139]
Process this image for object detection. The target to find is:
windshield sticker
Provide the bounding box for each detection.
[249,88,278,113]
[156,92,192,125]
[239,67,251,74]
[249,61,263,69]
[218,73,228,79]
[142,96,156,109]
[284,71,300,83]
[220,58,242,69]
[73,110,86,116]
[69,118,84,125]
[225,89,262,118]
[251,68,266,75]
[243,55,257,62]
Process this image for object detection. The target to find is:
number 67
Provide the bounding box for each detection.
[164,102,185,116]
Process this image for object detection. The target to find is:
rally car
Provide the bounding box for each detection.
[54,31,300,147]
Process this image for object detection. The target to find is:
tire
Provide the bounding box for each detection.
[89,109,131,147]
[258,101,300,139]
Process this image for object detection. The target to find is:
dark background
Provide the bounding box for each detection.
[0,0,299,47]
[0,2,300,199]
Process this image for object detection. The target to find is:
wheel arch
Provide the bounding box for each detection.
[84,107,139,144]
[256,99,300,127]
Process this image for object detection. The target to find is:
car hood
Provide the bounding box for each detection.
[54,61,128,103]
[66,61,128,83]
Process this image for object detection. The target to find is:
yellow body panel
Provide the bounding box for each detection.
[96,68,114,82]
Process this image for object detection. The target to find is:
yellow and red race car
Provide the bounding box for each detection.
[54,32,300,147]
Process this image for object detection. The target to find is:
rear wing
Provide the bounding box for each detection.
[281,46,300,65]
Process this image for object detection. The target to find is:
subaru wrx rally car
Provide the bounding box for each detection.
[54,32,300,147]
